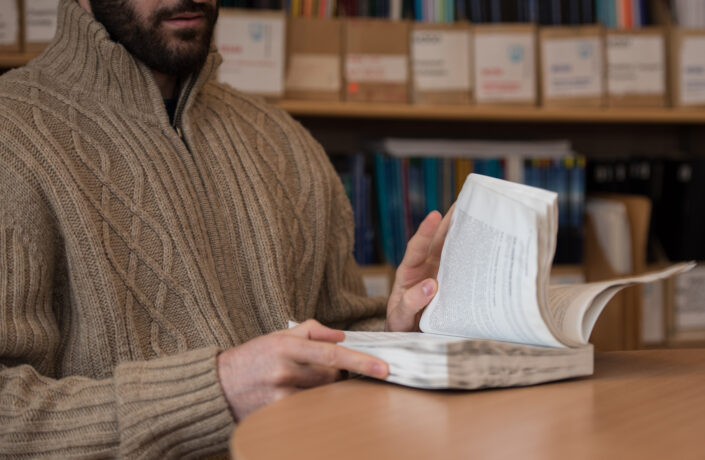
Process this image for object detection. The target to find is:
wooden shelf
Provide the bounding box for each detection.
[2,48,703,125]
[0,52,41,68]
[276,100,705,124]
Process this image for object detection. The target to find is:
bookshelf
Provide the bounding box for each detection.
[4,39,703,353]
[277,100,705,124]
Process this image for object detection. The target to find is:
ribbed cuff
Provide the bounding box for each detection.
[115,346,235,459]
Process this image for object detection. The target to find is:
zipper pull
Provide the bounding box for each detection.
[176,126,184,140]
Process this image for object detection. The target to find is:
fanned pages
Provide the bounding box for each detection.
[337,174,695,390]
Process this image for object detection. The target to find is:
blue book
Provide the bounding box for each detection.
[361,175,375,264]
[455,0,466,20]
[550,0,562,24]
[374,155,395,265]
[527,0,539,22]
[606,0,616,27]
[640,0,648,26]
[523,158,536,187]
[489,0,501,22]
[423,158,439,214]
[414,0,423,20]
[568,156,586,230]
[474,158,486,176]
[352,154,365,265]
[469,0,484,22]
[486,158,503,179]
[568,0,580,24]
[408,159,426,232]
[390,158,405,266]
[446,0,454,23]
[549,158,568,229]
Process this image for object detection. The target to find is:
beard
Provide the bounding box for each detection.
[90,0,219,77]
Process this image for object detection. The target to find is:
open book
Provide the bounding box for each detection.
[341,174,694,390]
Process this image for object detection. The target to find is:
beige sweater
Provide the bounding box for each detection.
[0,0,385,457]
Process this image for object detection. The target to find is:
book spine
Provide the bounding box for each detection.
[424,157,439,213]
[401,158,412,243]
[374,154,395,264]
[568,0,580,24]
[490,0,501,22]
[469,0,483,22]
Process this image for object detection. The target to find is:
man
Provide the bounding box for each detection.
[0,0,450,457]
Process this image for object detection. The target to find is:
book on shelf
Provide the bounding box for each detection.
[24,0,60,53]
[539,26,605,107]
[473,24,538,106]
[215,9,286,98]
[671,28,705,108]
[411,22,472,105]
[339,173,693,390]
[285,17,342,101]
[0,0,21,54]
[587,156,705,264]
[344,19,410,103]
[606,27,667,108]
[361,139,584,266]
[669,264,705,342]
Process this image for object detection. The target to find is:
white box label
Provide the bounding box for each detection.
[26,0,60,43]
[285,54,340,92]
[607,35,665,96]
[679,37,705,105]
[345,54,408,83]
[412,29,472,91]
[216,15,285,96]
[542,37,603,99]
[475,33,535,102]
[0,0,19,46]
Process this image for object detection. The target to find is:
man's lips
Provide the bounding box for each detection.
[163,12,206,28]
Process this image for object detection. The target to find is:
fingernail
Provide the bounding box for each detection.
[372,363,387,378]
[422,280,435,297]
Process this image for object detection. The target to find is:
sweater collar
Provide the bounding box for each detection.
[30,0,222,127]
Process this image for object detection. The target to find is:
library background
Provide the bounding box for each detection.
[2,0,705,350]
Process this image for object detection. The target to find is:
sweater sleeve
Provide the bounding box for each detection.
[0,175,234,458]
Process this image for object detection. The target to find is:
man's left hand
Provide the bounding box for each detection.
[385,205,454,332]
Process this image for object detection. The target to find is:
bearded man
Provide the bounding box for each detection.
[0,0,450,457]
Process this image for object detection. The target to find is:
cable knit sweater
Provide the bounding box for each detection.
[0,0,385,457]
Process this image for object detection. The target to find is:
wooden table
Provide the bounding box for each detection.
[231,350,705,460]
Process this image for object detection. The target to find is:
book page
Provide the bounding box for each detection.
[419,175,563,347]
[547,263,696,346]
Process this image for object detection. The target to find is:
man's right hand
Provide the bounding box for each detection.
[216,319,389,421]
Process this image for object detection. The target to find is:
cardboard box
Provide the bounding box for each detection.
[474,24,537,106]
[285,17,342,101]
[670,28,705,108]
[606,28,667,108]
[0,0,22,53]
[344,19,409,104]
[411,22,472,105]
[24,0,59,53]
[539,26,605,108]
[215,9,286,99]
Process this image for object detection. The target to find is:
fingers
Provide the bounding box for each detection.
[400,211,443,268]
[284,337,388,380]
[290,363,342,388]
[287,319,345,343]
[395,278,437,330]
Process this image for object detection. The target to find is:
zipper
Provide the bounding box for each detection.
[172,74,198,142]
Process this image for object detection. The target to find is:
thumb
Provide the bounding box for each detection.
[391,279,438,331]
